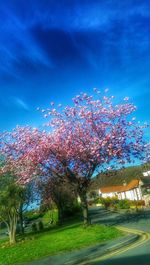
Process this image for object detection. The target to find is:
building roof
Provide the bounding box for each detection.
[91,166,150,194]
[100,179,139,193]
[92,172,140,193]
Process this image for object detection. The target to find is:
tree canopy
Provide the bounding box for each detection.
[0,89,149,225]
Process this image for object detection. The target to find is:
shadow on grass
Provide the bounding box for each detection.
[19,216,83,241]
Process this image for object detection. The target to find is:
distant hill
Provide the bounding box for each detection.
[90,162,150,190]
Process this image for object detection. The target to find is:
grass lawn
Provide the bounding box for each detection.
[0,222,122,265]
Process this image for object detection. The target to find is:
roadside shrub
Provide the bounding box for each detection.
[63,201,82,218]
[116,199,131,209]
[136,200,145,206]
[95,197,119,209]
[109,197,119,209]
[94,197,102,205]
[95,197,134,210]
[94,196,143,210]
[31,222,37,233]
[130,200,145,207]
[38,221,44,231]
[102,197,112,209]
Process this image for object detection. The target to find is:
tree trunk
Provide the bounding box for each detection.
[8,213,18,244]
[79,190,91,226]
[9,226,16,244]
[19,204,24,234]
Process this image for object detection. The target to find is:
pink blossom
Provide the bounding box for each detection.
[124,97,129,101]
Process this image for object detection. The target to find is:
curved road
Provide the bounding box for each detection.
[88,207,150,265]
[24,207,150,265]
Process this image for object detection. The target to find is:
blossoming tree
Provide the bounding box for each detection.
[0,90,149,226]
[36,89,148,225]
[0,126,43,243]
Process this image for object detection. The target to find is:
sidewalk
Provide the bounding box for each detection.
[23,232,138,265]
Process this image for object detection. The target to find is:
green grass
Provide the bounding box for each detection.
[0,222,122,265]
[42,209,58,225]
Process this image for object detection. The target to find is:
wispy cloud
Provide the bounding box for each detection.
[0,0,150,81]
[0,7,53,79]
[13,97,29,111]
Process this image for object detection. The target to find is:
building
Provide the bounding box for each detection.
[95,171,150,204]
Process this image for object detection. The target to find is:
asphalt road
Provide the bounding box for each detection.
[89,207,150,265]
[25,207,150,265]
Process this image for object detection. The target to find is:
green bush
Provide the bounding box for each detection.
[136,200,145,206]
[31,222,37,233]
[42,210,58,226]
[95,196,119,209]
[25,210,44,221]
[102,197,112,209]
[95,197,133,210]
[116,199,131,209]
[38,221,44,231]
[130,200,145,207]
[63,202,82,218]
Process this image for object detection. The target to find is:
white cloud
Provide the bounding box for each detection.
[13,97,29,111]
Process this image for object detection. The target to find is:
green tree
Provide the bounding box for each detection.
[0,174,25,244]
[40,178,79,225]
[18,183,34,234]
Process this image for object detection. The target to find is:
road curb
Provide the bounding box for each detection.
[106,234,139,253]
[64,230,140,265]
[78,226,149,265]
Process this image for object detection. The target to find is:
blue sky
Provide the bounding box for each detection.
[0,0,150,140]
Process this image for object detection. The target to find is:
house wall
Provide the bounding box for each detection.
[99,191,117,198]
[99,186,143,201]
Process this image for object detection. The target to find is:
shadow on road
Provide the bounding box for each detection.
[89,253,150,265]
[90,207,150,227]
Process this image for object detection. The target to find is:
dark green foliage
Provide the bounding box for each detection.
[25,210,44,221]
[130,200,145,207]
[95,196,119,209]
[38,221,44,231]
[41,178,80,225]
[0,174,24,213]
[0,173,28,243]
[62,201,82,218]
[31,222,37,233]
[95,196,145,210]
[116,199,131,209]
